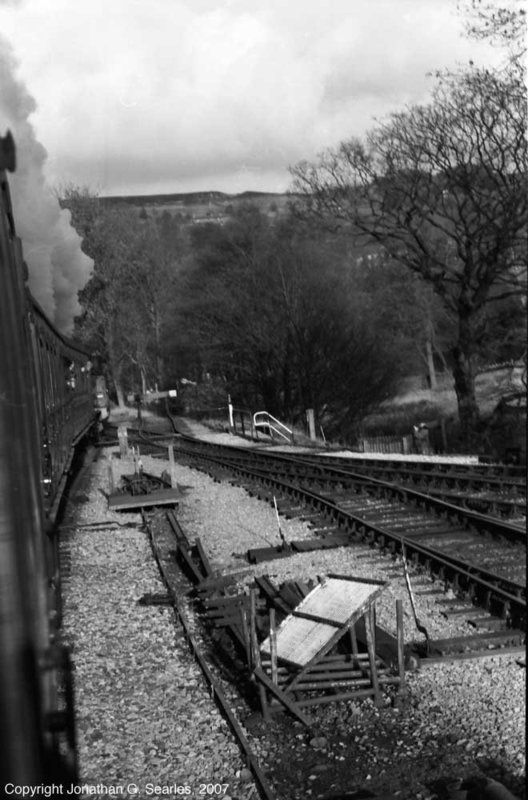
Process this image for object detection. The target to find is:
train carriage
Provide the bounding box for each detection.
[0,132,94,786]
[29,299,95,517]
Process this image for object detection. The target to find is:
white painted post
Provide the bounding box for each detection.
[227,394,234,433]
[306,408,316,440]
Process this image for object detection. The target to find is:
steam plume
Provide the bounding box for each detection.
[0,34,93,334]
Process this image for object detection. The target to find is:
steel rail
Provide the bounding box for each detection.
[166,414,526,484]
[143,511,277,800]
[420,644,527,665]
[283,463,525,534]
[171,442,526,630]
[159,426,526,518]
[290,452,526,488]
[170,438,526,543]
[168,421,525,480]
[169,423,525,483]
[292,452,527,483]
[171,434,526,520]
[143,434,526,524]
[287,454,526,517]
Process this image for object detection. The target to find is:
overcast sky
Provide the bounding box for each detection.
[0,0,500,197]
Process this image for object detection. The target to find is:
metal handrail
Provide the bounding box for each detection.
[253,411,293,442]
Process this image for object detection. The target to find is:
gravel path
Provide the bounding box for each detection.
[60,436,526,800]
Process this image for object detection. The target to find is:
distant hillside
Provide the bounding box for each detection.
[99,190,294,224]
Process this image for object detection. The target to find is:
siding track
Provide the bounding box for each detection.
[162,436,526,640]
[289,452,526,520]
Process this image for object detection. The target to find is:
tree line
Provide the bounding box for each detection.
[65,0,526,447]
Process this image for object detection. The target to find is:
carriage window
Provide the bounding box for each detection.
[64,359,76,390]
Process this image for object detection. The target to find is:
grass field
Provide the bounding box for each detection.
[361,366,525,437]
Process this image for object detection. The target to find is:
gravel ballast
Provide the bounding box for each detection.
[61,455,254,800]
[59,431,526,800]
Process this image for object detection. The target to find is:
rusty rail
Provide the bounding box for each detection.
[143,511,278,800]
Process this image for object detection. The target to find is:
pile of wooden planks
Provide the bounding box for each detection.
[256,576,407,719]
[159,510,407,726]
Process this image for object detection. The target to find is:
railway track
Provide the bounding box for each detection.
[69,427,526,799]
[120,414,525,524]
[143,509,277,800]
[59,450,280,800]
[156,434,526,650]
[287,452,526,520]
[301,451,526,479]
[101,417,526,642]
[119,434,527,522]
[102,415,526,513]
[166,435,525,531]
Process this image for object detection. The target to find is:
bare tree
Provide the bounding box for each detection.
[460,0,526,60]
[64,190,184,404]
[175,208,400,435]
[291,64,527,444]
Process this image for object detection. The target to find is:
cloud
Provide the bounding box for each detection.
[0,0,499,195]
[0,34,93,333]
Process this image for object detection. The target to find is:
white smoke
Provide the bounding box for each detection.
[0,34,93,334]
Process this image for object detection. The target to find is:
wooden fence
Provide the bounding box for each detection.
[358,434,414,455]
